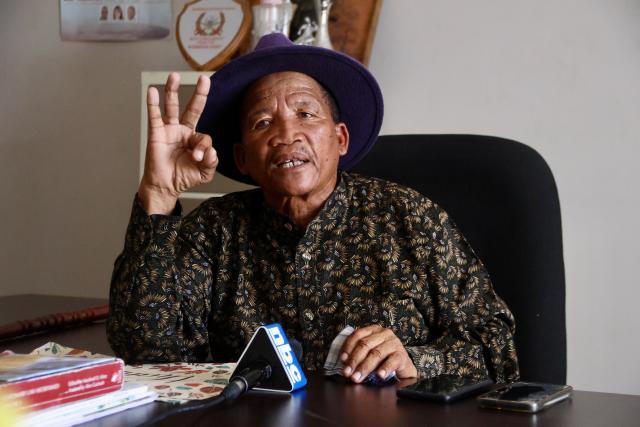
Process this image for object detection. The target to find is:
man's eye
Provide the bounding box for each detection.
[254,119,271,129]
[299,111,314,119]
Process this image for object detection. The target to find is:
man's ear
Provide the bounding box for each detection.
[335,122,349,156]
[233,143,249,175]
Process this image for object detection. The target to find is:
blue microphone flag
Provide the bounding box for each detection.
[231,323,307,393]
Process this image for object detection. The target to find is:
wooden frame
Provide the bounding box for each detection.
[175,0,383,68]
[176,0,252,71]
[249,0,382,65]
[328,0,382,65]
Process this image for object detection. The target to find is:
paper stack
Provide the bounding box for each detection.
[18,383,156,427]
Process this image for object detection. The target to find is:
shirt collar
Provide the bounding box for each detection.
[260,171,352,239]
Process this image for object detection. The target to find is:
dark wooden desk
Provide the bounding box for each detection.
[0,294,112,355]
[2,295,639,427]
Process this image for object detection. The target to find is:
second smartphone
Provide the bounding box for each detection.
[397,375,494,403]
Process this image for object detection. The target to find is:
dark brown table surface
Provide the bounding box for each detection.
[2,295,639,427]
[0,294,107,325]
[0,294,112,355]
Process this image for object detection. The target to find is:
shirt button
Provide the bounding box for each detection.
[303,309,314,321]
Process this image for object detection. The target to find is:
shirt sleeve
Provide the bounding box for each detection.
[107,195,214,363]
[404,201,520,384]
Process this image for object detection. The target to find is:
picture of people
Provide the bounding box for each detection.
[61,0,171,41]
[113,5,124,20]
[99,5,108,21]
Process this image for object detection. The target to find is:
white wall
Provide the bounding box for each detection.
[1,0,638,395]
[369,1,640,395]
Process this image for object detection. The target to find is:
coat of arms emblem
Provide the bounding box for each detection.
[194,12,226,36]
[177,0,251,71]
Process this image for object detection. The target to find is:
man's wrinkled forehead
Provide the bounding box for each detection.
[241,71,325,111]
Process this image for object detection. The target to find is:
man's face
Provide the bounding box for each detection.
[235,71,349,200]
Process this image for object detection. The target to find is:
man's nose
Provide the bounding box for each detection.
[269,118,301,146]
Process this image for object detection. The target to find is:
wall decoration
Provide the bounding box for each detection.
[289,0,382,65]
[60,0,172,41]
[176,0,252,71]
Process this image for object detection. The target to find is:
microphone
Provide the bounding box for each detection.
[220,363,273,401]
[135,324,306,427]
[223,323,306,401]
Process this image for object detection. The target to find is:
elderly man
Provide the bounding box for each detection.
[108,34,519,384]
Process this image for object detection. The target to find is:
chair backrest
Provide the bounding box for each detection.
[351,134,566,384]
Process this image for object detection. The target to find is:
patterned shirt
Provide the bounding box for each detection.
[107,172,519,383]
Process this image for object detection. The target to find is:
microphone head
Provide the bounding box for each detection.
[230,323,307,393]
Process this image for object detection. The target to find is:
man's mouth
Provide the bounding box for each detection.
[272,154,310,169]
[277,159,307,169]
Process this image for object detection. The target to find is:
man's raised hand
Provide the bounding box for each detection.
[138,72,218,215]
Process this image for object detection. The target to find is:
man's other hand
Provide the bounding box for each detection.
[339,325,418,382]
[139,72,218,215]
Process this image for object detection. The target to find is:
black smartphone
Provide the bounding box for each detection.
[396,375,494,403]
[477,382,573,413]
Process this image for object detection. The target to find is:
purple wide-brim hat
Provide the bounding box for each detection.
[196,32,384,185]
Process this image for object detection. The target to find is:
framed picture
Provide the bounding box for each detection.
[176,0,252,70]
[328,0,382,65]
[288,0,382,65]
[60,0,172,41]
[250,0,382,65]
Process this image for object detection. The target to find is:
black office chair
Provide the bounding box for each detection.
[351,134,566,384]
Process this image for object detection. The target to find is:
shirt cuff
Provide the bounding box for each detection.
[405,346,445,379]
[123,194,183,255]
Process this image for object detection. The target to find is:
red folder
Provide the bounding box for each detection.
[0,356,124,411]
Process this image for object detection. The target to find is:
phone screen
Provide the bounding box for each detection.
[397,375,493,403]
[483,383,567,401]
[403,375,481,394]
[477,382,573,413]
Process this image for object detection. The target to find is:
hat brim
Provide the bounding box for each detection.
[196,44,384,185]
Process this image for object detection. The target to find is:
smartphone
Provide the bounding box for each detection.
[477,381,573,413]
[396,375,494,403]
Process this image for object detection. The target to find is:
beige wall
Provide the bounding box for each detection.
[1,1,638,395]
[0,1,188,299]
